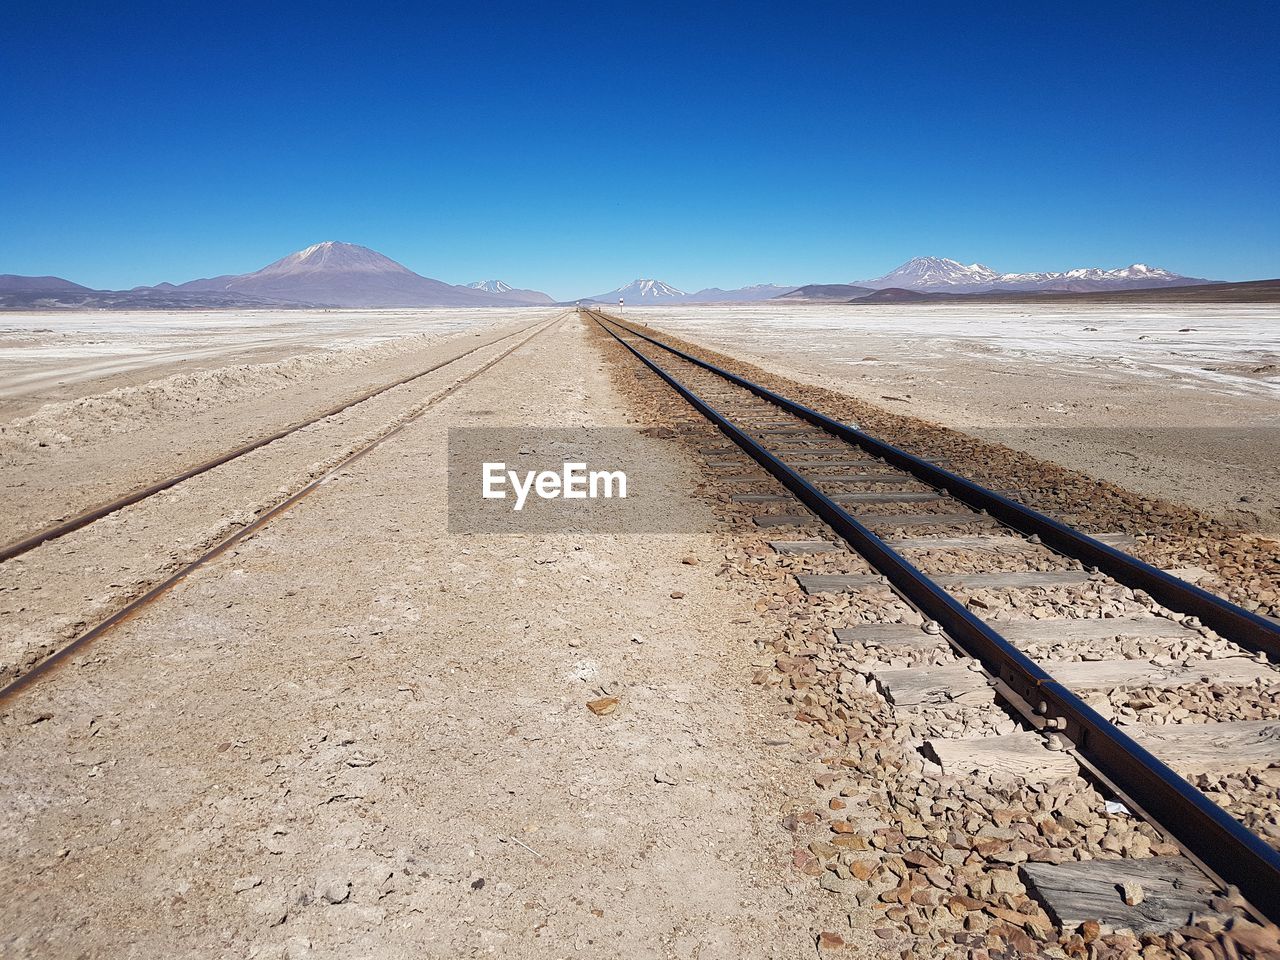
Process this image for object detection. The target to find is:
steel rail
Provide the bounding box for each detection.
[0,318,556,705]
[0,318,551,565]
[592,311,1280,924]
[591,312,1280,662]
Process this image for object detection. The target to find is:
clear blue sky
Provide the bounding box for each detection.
[2,1,1277,299]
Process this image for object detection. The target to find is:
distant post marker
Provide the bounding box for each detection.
[618,297,624,317]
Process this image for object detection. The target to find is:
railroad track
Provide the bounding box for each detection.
[0,316,558,702]
[589,309,1280,942]
[0,317,550,563]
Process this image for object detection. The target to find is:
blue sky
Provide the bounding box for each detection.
[2,1,1277,299]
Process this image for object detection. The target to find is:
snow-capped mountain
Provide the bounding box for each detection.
[463,278,554,303]
[589,279,688,302]
[579,280,799,304]
[990,263,1193,291]
[465,279,513,294]
[861,257,1000,290]
[858,256,1208,293]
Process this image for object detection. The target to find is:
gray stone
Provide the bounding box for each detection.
[820,872,860,895]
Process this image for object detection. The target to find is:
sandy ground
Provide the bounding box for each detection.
[5,304,1274,957]
[0,315,829,958]
[626,303,1280,533]
[0,308,551,418]
[0,311,559,545]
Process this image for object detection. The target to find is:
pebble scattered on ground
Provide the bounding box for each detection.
[601,319,1280,958]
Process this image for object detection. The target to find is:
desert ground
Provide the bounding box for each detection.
[2,313,834,958]
[630,303,1280,534]
[0,308,538,418]
[1,305,1278,958]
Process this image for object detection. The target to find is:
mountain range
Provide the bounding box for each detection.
[583,258,1214,305]
[0,242,555,309]
[166,243,555,307]
[580,279,795,304]
[585,279,687,302]
[855,256,1209,293]
[776,284,875,302]
[0,274,93,294]
[2,249,1250,311]
[464,278,554,303]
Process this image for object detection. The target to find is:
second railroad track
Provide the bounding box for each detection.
[590,308,1280,933]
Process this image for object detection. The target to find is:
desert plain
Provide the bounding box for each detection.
[634,302,1280,534]
[0,302,1277,958]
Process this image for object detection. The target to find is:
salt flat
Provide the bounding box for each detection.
[0,308,544,417]
[629,302,1280,532]
[4,301,1277,533]
[0,309,559,540]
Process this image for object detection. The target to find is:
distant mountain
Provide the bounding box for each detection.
[588,279,687,303]
[857,256,1210,293]
[466,279,512,294]
[1,244,555,310]
[580,280,797,304]
[853,287,949,303]
[0,274,94,293]
[464,278,555,304]
[0,275,283,309]
[682,283,797,303]
[165,242,504,307]
[150,242,556,307]
[170,275,239,293]
[861,257,999,290]
[901,278,1280,305]
[987,263,1208,293]
[0,286,317,310]
[775,283,876,302]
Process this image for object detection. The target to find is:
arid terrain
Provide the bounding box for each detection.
[0,308,545,418]
[7,0,1276,952]
[2,313,834,958]
[630,302,1280,533]
[2,306,1278,958]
